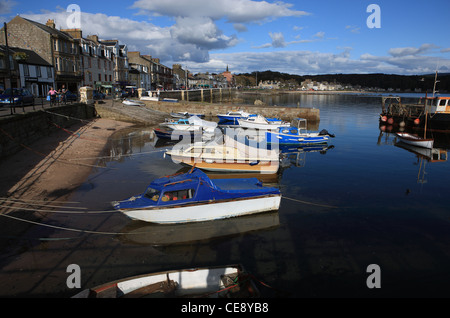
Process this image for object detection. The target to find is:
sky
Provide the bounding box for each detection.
[1,0,450,76]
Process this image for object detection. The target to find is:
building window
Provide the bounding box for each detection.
[36,66,41,77]
[23,64,29,76]
[47,67,52,78]
[98,74,101,81]
[53,39,58,52]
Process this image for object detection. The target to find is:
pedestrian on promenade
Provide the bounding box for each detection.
[60,85,67,104]
[48,87,57,106]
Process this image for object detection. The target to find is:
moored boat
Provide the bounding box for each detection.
[396,132,434,149]
[381,96,450,130]
[112,167,281,223]
[72,264,259,298]
[160,116,217,133]
[171,111,205,119]
[266,118,334,145]
[217,110,253,122]
[122,99,145,106]
[165,137,280,173]
[238,115,290,130]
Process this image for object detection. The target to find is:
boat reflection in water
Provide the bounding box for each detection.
[118,211,280,246]
[378,128,449,184]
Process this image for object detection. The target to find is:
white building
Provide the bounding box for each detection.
[13,47,55,97]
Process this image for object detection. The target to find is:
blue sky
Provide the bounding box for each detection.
[1,0,450,75]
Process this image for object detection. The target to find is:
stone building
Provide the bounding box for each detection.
[0,16,82,92]
[0,45,20,92]
[221,65,234,87]
[100,39,129,88]
[150,58,172,90]
[128,52,152,90]
[64,32,115,93]
[172,64,188,89]
[13,47,55,96]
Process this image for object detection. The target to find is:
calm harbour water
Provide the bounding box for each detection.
[3,92,450,298]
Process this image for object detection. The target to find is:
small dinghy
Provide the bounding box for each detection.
[122,99,145,106]
[396,132,434,149]
[72,264,260,298]
[112,167,281,224]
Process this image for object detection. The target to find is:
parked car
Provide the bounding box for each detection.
[120,90,130,98]
[93,91,106,100]
[0,88,34,106]
[63,90,78,102]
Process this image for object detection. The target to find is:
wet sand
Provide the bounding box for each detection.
[0,118,134,249]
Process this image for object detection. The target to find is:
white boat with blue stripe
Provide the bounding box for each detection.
[266,118,335,145]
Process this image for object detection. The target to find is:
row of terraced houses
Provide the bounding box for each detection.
[0,16,234,97]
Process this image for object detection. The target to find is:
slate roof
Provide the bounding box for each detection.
[0,45,53,67]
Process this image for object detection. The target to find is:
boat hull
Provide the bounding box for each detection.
[120,194,281,224]
[169,156,280,173]
[266,131,329,145]
[238,120,289,130]
[73,265,259,298]
[396,133,434,149]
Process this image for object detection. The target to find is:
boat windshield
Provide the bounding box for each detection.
[144,188,161,201]
[160,189,196,202]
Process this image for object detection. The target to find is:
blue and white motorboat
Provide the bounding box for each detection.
[112,168,281,224]
[160,116,217,133]
[171,111,205,119]
[217,110,254,122]
[266,118,334,145]
[238,115,290,130]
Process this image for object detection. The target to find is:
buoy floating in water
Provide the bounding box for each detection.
[414,118,420,125]
[387,118,394,125]
[381,115,387,122]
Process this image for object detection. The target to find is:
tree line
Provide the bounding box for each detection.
[235,70,450,92]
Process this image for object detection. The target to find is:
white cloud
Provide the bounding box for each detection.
[200,44,450,75]
[233,23,248,32]
[20,11,229,63]
[131,0,309,23]
[269,32,286,48]
[345,25,360,34]
[0,0,16,14]
[314,31,325,38]
[171,16,238,50]
[388,43,438,57]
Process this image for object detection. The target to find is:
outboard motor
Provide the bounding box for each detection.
[319,129,335,138]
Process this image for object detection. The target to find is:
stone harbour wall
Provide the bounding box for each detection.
[0,104,96,160]
[142,100,320,122]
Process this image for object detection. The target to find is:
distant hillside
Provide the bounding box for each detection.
[235,71,450,92]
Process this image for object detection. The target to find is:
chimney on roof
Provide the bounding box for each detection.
[61,29,82,39]
[46,19,56,29]
[87,35,99,43]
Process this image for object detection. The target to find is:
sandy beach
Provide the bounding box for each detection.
[0,118,134,241]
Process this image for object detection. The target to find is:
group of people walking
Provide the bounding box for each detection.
[47,85,67,106]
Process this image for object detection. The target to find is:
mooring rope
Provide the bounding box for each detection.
[68,148,168,161]
[0,204,115,214]
[42,110,92,123]
[0,213,122,235]
[281,196,339,209]
[0,127,111,170]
